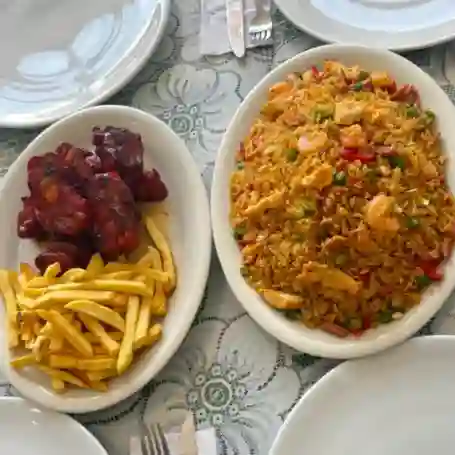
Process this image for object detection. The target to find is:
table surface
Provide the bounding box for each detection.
[3,2,455,455]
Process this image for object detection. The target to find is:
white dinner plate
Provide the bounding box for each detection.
[275,0,455,51]
[270,336,455,455]
[0,0,170,128]
[0,106,212,413]
[0,397,107,455]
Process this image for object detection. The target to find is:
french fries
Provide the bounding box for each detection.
[143,217,176,292]
[117,295,140,374]
[0,271,19,348]
[65,300,125,332]
[0,211,172,393]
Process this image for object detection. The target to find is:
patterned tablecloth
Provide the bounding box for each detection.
[3,2,455,455]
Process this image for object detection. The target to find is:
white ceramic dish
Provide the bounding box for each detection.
[211,44,455,359]
[275,0,455,51]
[0,397,107,455]
[0,105,211,413]
[0,0,170,128]
[270,336,455,455]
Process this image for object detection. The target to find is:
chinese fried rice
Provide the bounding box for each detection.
[229,61,455,337]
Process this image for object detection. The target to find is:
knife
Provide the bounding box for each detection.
[179,413,198,455]
[226,0,245,58]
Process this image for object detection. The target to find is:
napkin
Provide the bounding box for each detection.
[199,0,257,56]
[166,427,217,455]
[130,426,217,455]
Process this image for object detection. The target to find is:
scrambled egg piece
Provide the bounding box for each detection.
[299,262,361,295]
[262,289,303,310]
[370,71,394,89]
[301,164,333,190]
[244,190,285,218]
[334,101,366,125]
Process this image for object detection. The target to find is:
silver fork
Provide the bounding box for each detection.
[138,421,171,455]
[247,0,273,48]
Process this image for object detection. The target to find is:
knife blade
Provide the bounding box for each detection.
[226,0,245,58]
[179,413,198,455]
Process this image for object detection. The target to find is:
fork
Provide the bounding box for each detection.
[137,421,171,455]
[247,0,273,48]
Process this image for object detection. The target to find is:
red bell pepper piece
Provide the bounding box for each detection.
[417,259,444,281]
[340,148,376,163]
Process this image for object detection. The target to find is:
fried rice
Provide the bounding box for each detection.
[229,60,455,337]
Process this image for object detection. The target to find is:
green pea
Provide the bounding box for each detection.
[348,317,363,330]
[335,253,348,266]
[377,311,393,324]
[424,109,436,124]
[332,171,347,186]
[357,70,370,81]
[352,82,364,91]
[236,161,245,170]
[282,309,301,320]
[415,274,432,290]
[311,104,333,122]
[405,105,420,118]
[387,155,405,170]
[405,216,420,229]
[233,225,247,240]
[286,148,299,162]
[240,265,249,277]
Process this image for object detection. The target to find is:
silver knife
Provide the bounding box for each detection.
[226,0,245,58]
[179,413,198,455]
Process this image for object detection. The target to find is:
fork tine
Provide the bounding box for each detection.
[155,424,171,455]
[139,421,152,455]
[145,424,171,455]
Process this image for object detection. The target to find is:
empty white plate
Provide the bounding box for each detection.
[270,336,455,455]
[0,0,170,128]
[275,0,455,51]
[0,397,107,455]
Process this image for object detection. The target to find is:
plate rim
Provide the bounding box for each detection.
[0,0,171,129]
[269,335,455,455]
[0,396,108,454]
[274,0,455,51]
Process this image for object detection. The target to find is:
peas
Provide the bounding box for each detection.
[335,253,348,266]
[377,311,393,324]
[296,198,317,217]
[424,109,435,124]
[233,224,247,240]
[357,70,370,81]
[280,309,301,320]
[311,104,333,122]
[405,104,420,118]
[286,148,299,162]
[416,109,436,130]
[405,216,420,229]
[236,161,245,170]
[415,274,432,290]
[387,155,405,170]
[240,265,249,277]
[351,82,364,91]
[332,171,347,186]
[348,317,363,330]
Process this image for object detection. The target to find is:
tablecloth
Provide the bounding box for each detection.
[3,2,455,455]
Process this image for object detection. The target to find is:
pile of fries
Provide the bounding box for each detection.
[0,212,175,393]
